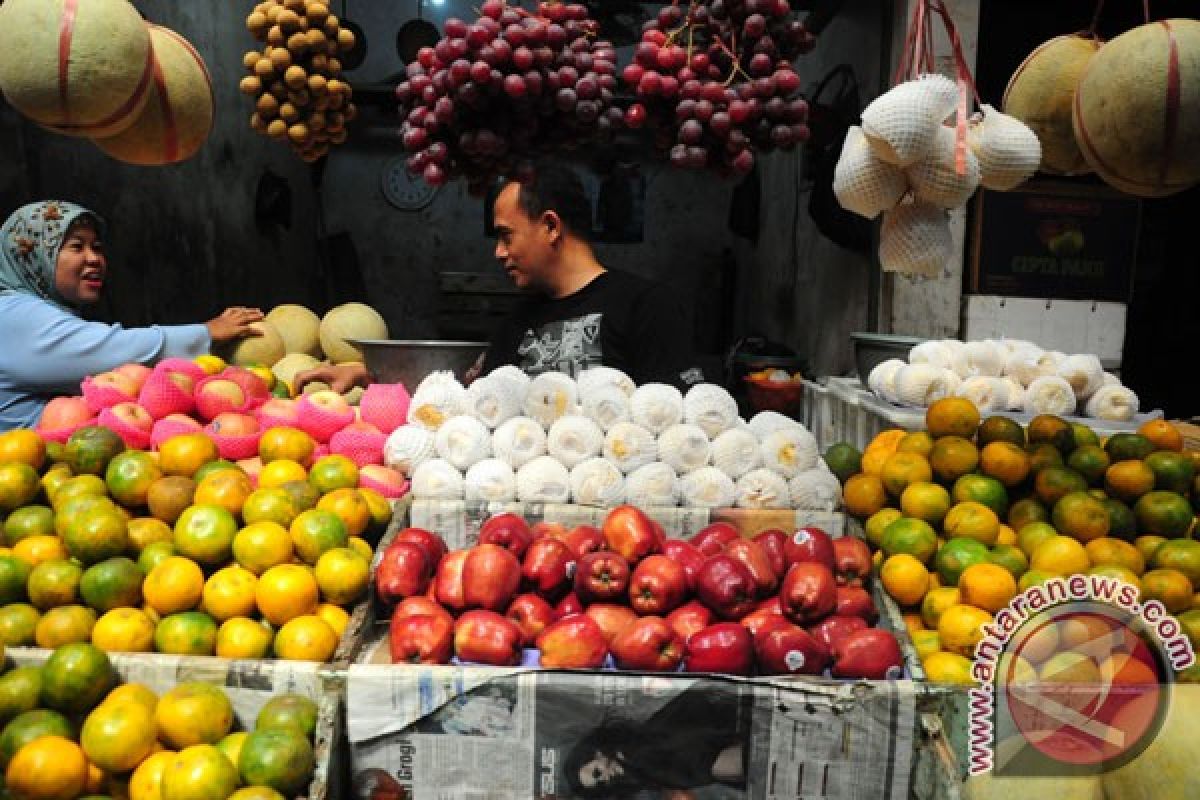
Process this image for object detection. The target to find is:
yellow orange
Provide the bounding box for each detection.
[1141,568,1194,613]
[880,554,930,607]
[232,521,295,575]
[1138,419,1184,452]
[274,614,338,661]
[842,473,888,518]
[193,354,226,375]
[215,617,274,660]
[158,434,219,478]
[4,736,88,800]
[259,427,316,466]
[91,607,156,653]
[958,563,1018,613]
[193,470,254,517]
[315,603,350,638]
[896,431,935,458]
[316,488,370,538]
[314,547,369,606]
[921,586,962,629]
[880,452,933,497]
[922,651,977,686]
[926,397,980,439]
[11,535,68,568]
[899,482,952,525]
[256,564,319,626]
[943,502,1000,546]
[0,429,46,470]
[937,604,993,658]
[143,556,205,616]
[979,441,1031,488]
[259,459,309,489]
[202,566,259,622]
[129,749,176,800]
[1030,536,1091,576]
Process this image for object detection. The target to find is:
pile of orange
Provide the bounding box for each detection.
[833,398,1199,686]
[0,424,388,662]
[0,642,318,800]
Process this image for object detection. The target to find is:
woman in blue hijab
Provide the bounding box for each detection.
[0,200,263,430]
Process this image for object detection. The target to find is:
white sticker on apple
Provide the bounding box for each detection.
[565,561,577,580]
[785,650,806,671]
[792,530,810,545]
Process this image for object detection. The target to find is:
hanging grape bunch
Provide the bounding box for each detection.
[623,0,815,174]
[240,0,358,162]
[395,1,620,192]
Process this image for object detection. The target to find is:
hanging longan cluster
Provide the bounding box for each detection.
[239,0,358,162]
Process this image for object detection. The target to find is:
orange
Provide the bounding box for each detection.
[314,547,369,606]
[39,465,72,505]
[137,540,176,574]
[154,611,218,656]
[0,604,40,646]
[1027,442,1065,473]
[159,745,240,800]
[1066,445,1111,486]
[0,429,46,470]
[1039,652,1102,684]
[1134,491,1194,537]
[50,474,108,511]
[316,488,370,537]
[937,604,992,658]
[174,505,238,566]
[1087,564,1142,590]
[238,727,315,794]
[347,536,374,563]
[64,426,125,477]
[315,602,350,638]
[308,455,359,494]
[880,554,929,606]
[1052,491,1111,542]
[1135,535,1168,565]
[256,564,319,626]
[358,487,394,536]
[194,354,226,375]
[921,652,977,686]
[81,695,157,772]
[951,474,1010,518]
[256,693,319,736]
[880,452,933,498]
[860,429,906,476]
[1008,497,1048,531]
[143,556,205,616]
[192,459,242,485]
[158,433,220,478]
[155,683,234,749]
[911,629,940,660]
[896,431,935,458]
[129,750,176,800]
[925,397,980,439]
[1085,538,1145,575]
[902,612,925,633]
[0,554,30,606]
[34,605,97,649]
[241,488,298,528]
[842,473,888,518]
[215,617,274,660]
[1138,419,1184,452]
[988,543,1028,578]
[4,735,87,800]
[258,427,316,466]
[127,517,174,552]
[289,509,348,565]
[26,559,83,610]
[105,683,158,712]
[1030,535,1091,576]
[232,521,295,575]
[943,502,1000,546]
[935,537,990,586]
[39,641,117,713]
[1104,460,1157,503]
[11,535,68,568]
[977,416,1025,447]
[78,556,143,613]
[1098,652,1158,685]
[61,501,130,565]
[880,517,938,564]
[0,463,41,512]
[1144,451,1195,494]
[193,470,254,517]
[864,508,902,548]
[1034,466,1088,506]
[1027,414,1074,453]
[145,475,197,525]
[279,479,321,512]
[979,441,1031,488]
[958,563,1017,613]
[922,587,963,631]
[202,566,259,622]
[900,482,952,525]
[105,451,163,509]
[928,436,980,484]
[258,459,308,490]
[91,607,157,653]
[1106,433,1156,462]
[995,524,1017,546]
[1151,539,1200,586]
[273,614,338,661]
[1141,569,1193,613]
[4,505,55,545]
[215,732,248,773]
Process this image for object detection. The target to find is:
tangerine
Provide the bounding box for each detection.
[241,488,298,528]
[143,557,205,616]
[158,434,219,478]
[290,510,348,565]
[925,397,980,439]
[937,604,992,658]
[215,617,274,660]
[145,476,196,525]
[1030,535,1091,576]
[979,441,1031,488]
[273,614,338,662]
[4,735,87,800]
[880,452,933,498]
[256,565,319,627]
[0,464,41,512]
[201,566,259,622]
[34,605,97,649]
[1052,491,1111,542]
[1138,419,1184,452]
[0,430,45,470]
[976,416,1025,447]
[1066,445,1111,486]
[154,612,218,656]
[173,505,238,566]
[958,563,1017,613]
[842,473,888,518]
[308,455,359,493]
[237,728,315,795]
[899,482,952,526]
[159,745,239,800]
[155,683,234,749]
[928,436,979,483]
[105,451,162,509]
[258,460,308,490]
[943,502,1000,546]
[880,554,929,606]
[1134,491,1194,537]
[1141,568,1194,614]
[258,428,316,466]
[193,470,253,517]
[91,608,156,653]
[4,506,55,545]
[314,547,369,606]
[232,521,294,575]
[315,488,370,537]
[80,696,157,773]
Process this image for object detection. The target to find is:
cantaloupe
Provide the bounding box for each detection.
[1073,19,1200,197]
[271,353,322,388]
[226,321,287,367]
[93,24,214,165]
[265,304,323,357]
[0,0,152,137]
[319,303,388,364]
[1003,34,1101,175]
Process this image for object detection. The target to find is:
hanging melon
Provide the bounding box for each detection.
[0,0,152,137]
[93,25,215,165]
[1003,34,1101,175]
[1072,19,1200,197]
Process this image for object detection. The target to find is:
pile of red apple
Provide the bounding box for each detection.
[379,505,905,679]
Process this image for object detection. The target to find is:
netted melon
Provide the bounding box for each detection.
[319,303,388,364]
[271,353,322,388]
[227,321,287,367]
[265,304,323,358]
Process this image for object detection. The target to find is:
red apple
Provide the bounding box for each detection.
[834,586,878,623]
[688,522,739,556]
[521,537,575,599]
[807,615,869,654]
[479,513,534,558]
[395,528,449,570]
[434,550,469,611]
[195,378,247,421]
[722,539,778,597]
[628,555,689,615]
[389,613,453,664]
[779,563,837,625]
[536,614,608,669]
[601,505,660,564]
[831,629,904,680]
[832,537,873,587]
[694,554,757,620]
[38,396,92,432]
[739,605,787,639]
[209,411,258,436]
[661,539,705,588]
[553,592,583,619]
[530,520,567,541]
[506,593,557,646]
[166,370,195,396]
[574,551,631,603]
[665,600,713,642]
[784,526,835,570]
[561,525,604,559]
[392,596,452,624]
[220,366,271,400]
[375,542,431,605]
[752,529,789,578]
[610,616,684,671]
[453,610,523,666]
[462,544,522,611]
[92,371,139,399]
[754,596,783,615]
[257,397,301,427]
[684,622,754,675]
[107,402,154,432]
[584,603,638,646]
[113,363,152,393]
[754,622,831,676]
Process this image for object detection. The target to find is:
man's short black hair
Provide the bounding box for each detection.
[507,162,593,241]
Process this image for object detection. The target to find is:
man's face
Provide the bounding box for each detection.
[493,182,557,292]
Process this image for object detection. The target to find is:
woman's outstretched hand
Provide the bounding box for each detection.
[294,362,373,393]
[207,307,265,343]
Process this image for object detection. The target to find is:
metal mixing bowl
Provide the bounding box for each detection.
[347,339,487,389]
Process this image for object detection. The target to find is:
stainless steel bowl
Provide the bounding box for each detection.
[346,339,488,388]
[850,332,926,380]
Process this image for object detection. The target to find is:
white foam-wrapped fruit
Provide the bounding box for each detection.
[547,415,605,469]
[630,383,684,434]
[1023,375,1077,415]
[524,371,578,429]
[880,200,953,277]
[680,467,737,509]
[833,126,909,218]
[710,428,762,480]
[625,462,679,508]
[408,371,466,430]
[1085,385,1139,421]
[411,458,464,500]
[955,376,1011,413]
[603,423,658,473]
[893,364,957,407]
[516,456,571,504]
[759,427,819,478]
[967,104,1041,190]
[580,384,631,432]
[868,358,907,403]
[861,74,959,166]
[1056,354,1105,400]
[463,375,523,429]
[683,384,739,439]
[434,415,492,470]
[383,425,437,477]
[656,424,712,475]
[746,411,800,440]
[577,366,635,397]
[789,468,843,512]
[570,458,626,507]
[963,340,1004,378]
[907,125,982,209]
[492,416,548,469]
[464,459,517,505]
[735,468,791,509]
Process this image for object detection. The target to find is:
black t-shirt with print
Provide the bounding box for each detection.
[481,269,702,389]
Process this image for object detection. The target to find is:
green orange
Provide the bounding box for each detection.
[988,544,1029,579]
[79,557,144,612]
[0,709,73,768]
[289,510,348,565]
[160,745,240,800]
[899,482,952,526]
[0,666,42,721]
[238,728,315,795]
[0,463,40,512]
[104,450,162,509]
[154,611,219,657]
[1034,466,1088,506]
[26,559,83,610]
[1134,491,1194,538]
[952,474,1009,517]
[1027,415,1074,453]
[255,694,318,736]
[880,451,934,498]
[61,503,130,565]
[1105,433,1155,463]
[1016,522,1059,558]
[979,441,1031,488]
[137,540,176,575]
[935,537,990,586]
[1052,491,1111,543]
[864,508,903,548]
[307,455,359,494]
[39,642,117,714]
[880,518,938,564]
[174,505,238,566]
[1027,443,1065,473]
[0,556,31,606]
[1104,498,1138,542]
[1007,497,1049,532]
[822,443,862,484]
[241,488,298,528]
[1144,451,1195,494]
[0,603,40,646]
[3,506,54,545]
[1066,445,1111,486]
[977,416,1026,447]
[1151,539,1200,587]
[929,436,980,484]
[63,426,125,476]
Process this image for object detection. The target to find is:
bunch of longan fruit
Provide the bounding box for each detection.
[240,0,358,162]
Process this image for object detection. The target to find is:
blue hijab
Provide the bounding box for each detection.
[0,201,106,308]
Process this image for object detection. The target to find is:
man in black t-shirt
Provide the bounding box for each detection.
[478,163,702,388]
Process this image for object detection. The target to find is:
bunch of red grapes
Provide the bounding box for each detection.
[394,0,619,192]
[623,0,815,174]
